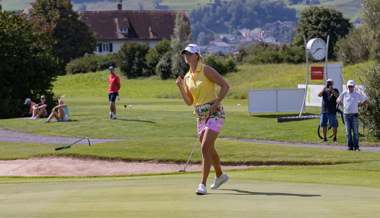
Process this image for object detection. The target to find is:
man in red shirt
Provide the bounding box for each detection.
[108,66,121,119]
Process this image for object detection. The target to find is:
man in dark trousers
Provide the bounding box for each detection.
[337,80,368,151]
[318,78,340,143]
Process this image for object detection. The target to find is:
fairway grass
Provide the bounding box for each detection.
[1,171,380,218]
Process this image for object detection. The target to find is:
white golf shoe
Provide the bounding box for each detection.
[210,174,229,190]
[196,183,207,195]
[109,112,117,120]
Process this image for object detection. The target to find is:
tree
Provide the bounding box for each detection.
[293,6,352,59]
[0,11,59,118]
[145,40,171,76]
[361,0,380,60]
[156,52,172,80]
[118,43,150,78]
[360,63,380,139]
[197,32,213,45]
[171,12,191,78]
[336,26,370,64]
[30,0,96,73]
[190,0,296,41]
[204,54,236,76]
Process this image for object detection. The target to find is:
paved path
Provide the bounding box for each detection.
[221,137,380,152]
[0,128,379,152]
[0,129,116,145]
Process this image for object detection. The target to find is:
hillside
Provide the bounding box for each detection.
[1,0,210,11]
[1,0,361,19]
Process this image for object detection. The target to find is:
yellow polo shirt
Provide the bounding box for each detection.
[184,63,217,106]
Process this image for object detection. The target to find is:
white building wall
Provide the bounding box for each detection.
[95,40,159,55]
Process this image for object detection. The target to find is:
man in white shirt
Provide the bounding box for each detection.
[337,80,368,151]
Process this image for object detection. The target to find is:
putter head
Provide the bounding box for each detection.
[55,145,71,151]
[178,169,186,173]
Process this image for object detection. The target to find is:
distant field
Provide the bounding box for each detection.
[0,0,209,11]
[1,0,361,19]
[290,0,361,19]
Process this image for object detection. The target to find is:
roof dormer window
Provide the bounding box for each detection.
[120,26,128,34]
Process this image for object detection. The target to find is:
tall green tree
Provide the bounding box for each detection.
[337,0,380,63]
[0,11,59,118]
[30,0,96,73]
[293,6,352,59]
[145,40,171,76]
[360,63,380,139]
[171,12,191,77]
[362,0,380,60]
[118,43,150,78]
[336,26,370,64]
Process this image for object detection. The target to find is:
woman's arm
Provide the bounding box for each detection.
[176,76,193,106]
[38,104,47,109]
[203,65,230,108]
[117,76,121,90]
[53,104,66,111]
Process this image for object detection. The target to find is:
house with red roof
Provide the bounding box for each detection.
[80,3,184,55]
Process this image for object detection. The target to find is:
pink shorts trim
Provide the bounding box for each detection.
[197,118,224,136]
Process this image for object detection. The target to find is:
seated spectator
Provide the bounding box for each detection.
[31,95,48,119]
[24,98,36,116]
[46,97,70,122]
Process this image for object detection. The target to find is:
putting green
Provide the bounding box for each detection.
[0,173,379,218]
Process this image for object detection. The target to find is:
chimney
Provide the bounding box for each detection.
[117,0,122,10]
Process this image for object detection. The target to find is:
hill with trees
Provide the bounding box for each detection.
[1,0,361,19]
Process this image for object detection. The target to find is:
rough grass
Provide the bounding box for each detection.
[226,62,374,99]
[1,138,380,165]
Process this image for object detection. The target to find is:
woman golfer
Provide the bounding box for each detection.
[176,44,230,195]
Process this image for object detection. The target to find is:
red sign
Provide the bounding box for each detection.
[311,66,324,80]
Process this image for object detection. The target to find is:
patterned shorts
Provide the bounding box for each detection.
[195,103,225,136]
[197,117,224,136]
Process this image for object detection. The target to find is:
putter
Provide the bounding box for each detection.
[179,142,197,172]
[178,113,213,172]
[55,137,91,151]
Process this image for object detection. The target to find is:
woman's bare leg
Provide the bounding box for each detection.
[211,147,223,177]
[200,128,221,185]
[32,107,37,118]
[46,111,57,122]
[57,108,65,120]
